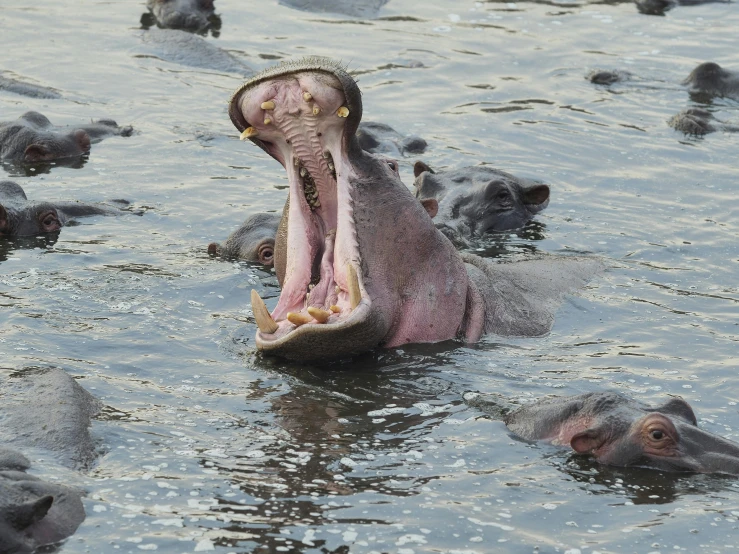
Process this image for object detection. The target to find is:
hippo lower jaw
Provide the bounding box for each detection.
[230,59,473,360]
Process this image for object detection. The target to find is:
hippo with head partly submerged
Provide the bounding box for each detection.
[227,58,601,360]
[506,391,739,474]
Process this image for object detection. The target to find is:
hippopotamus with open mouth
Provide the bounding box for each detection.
[228,57,601,360]
[506,391,739,474]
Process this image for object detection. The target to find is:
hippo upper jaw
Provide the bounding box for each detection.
[229,58,472,360]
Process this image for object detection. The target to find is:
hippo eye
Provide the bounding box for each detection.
[386,160,399,173]
[650,429,665,440]
[39,211,60,232]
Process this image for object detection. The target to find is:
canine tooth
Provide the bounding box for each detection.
[347,263,361,309]
[261,100,276,110]
[307,307,331,323]
[251,290,278,334]
[330,305,341,313]
[264,117,272,125]
[337,106,349,118]
[240,127,258,140]
[287,312,312,327]
[313,106,321,116]
[303,92,312,101]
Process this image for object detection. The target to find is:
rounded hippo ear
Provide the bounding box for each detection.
[523,184,550,206]
[656,397,697,426]
[420,198,439,219]
[570,429,602,454]
[23,144,51,162]
[413,160,434,178]
[207,243,220,256]
[10,495,54,530]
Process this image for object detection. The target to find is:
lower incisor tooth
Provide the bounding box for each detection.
[287,312,313,327]
[251,290,278,334]
[313,106,321,116]
[347,263,361,309]
[307,307,331,323]
[337,106,349,118]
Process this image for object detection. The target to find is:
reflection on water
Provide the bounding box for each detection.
[1,0,739,551]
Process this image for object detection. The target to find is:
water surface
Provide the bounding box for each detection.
[1,0,738,552]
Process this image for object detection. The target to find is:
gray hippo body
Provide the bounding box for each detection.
[0,367,101,551]
[208,212,280,264]
[412,162,550,243]
[0,448,86,554]
[142,0,219,34]
[278,0,389,18]
[0,367,103,470]
[0,111,132,165]
[506,391,739,475]
[140,28,252,74]
[0,74,61,100]
[0,181,122,237]
[228,57,601,361]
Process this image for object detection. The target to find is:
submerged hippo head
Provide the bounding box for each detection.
[229,58,476,360]
[0,112,91,164]
[505,391,739,475]
[0,181,119,238]
[413,162,550,236]
[683,62,739,100]
[208,212,279,265]
[145,0,217,32]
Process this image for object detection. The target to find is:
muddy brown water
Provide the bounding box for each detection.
[1,0,738,552]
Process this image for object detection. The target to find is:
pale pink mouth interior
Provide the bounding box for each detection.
[238,72,366,341]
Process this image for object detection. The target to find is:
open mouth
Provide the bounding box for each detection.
[229,59,378,358]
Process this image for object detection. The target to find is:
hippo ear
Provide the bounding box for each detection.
[420,198,438,219]
[207,242,220,256]
[656,397,698,426]
[523,184,550,206]
[570,429,602,454]
[413,160,434,178]
[23,144,50,162]
[9,496,54,530]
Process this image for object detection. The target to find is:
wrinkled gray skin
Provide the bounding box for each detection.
[668,108,739,136]
[228,57,601,361]
[140,28,252,74]
[412,162,550,243]
[0,111,133,164]
[0,367,103,470]
[0,447,86,554]
[0,74,61,99]
[635,0,729,15]
[506,391,739,475]
[0,181,120,237]
[208,212,280,264]
[144,0,217,33]
[356,122,427,158]
[278,0,389,18]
